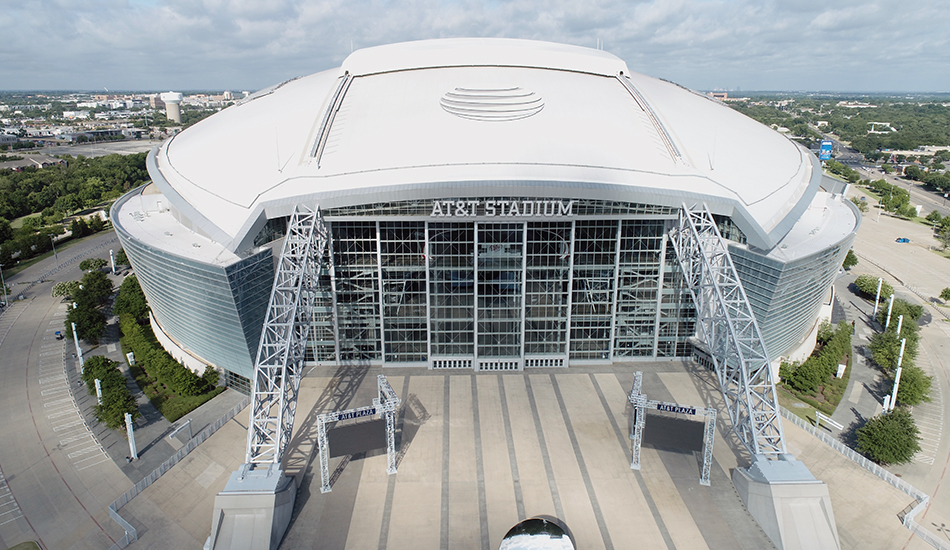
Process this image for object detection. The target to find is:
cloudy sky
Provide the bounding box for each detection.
[2,0,949,93]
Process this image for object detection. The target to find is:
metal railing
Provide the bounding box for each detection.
[780,408,949,549]
[107,396,250,549]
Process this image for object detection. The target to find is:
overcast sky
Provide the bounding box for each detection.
[2,0,949,93]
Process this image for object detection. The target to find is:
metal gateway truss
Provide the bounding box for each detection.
[669,203,786,458]
[245,205,329,466]
[628,371,716,486]
[317,375,401,493]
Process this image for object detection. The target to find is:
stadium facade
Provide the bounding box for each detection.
[111,38,860,391]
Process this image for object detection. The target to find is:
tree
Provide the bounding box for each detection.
[941,288,950,302]
[869,331,909,371]
[81,356,140,430]
[854,274,893,301]
[202,365,220,388]
[939,227,950,250]
[895,366,933,406]
[70,218,89,239]
[849,196,869,213]
[113,274,149,321]
[856,409,921,465]
[926,210,943,225]
[842,249,858,270]
[114,248,129,265]
[79,257,108,272]
[51,280,81,298]
[65,303,106,343]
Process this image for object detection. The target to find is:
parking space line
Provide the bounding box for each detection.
[53,420,84,431]
[75,456,110,471]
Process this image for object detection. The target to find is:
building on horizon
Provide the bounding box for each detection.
[111,38,859,392]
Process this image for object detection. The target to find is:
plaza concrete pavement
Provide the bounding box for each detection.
[115,362,927,550]
[0,233,246,549]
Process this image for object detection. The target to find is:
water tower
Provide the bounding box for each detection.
[160,91,183,123]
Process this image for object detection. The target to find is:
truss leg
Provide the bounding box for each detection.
[386,410,397,475]
[700,409,716,486]
[318,417,331,493]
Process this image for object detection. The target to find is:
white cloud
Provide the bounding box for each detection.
[1,0,948,91]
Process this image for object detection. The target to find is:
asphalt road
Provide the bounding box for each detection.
[0,232,130,549]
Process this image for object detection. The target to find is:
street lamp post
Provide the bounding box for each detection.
[0,263,8,308]
[50,234,57,260]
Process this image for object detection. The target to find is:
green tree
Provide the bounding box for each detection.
[70,218,89,238]
[51,280,81,298]
[850,196,869,213]
[202,365,220,388]
[81,356,140,430]
[0,217,13,243]
[113,274,149,321]
[926,210,942,225]
[854,274,893,301]
[940,288,950,302]
[895,366,933,406]
[842,249,858,270]
[870,331,909,371]
[65,303,106,343]
[856,409,921,465]
[939,227,950,250]
[79,257,108,271]
[114,248,129,265]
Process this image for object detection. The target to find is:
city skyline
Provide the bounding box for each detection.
[2,0,949,93]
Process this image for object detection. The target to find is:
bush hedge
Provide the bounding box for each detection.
[781,321,853,395]
[120,314,211,398]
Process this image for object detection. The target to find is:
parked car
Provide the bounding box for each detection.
[896,237,910,243]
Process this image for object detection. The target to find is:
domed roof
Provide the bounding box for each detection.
[148,38,818,252]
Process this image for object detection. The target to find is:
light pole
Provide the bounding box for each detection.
[885,294,895,331]
[50,234,57,260]
[0,262,8,308]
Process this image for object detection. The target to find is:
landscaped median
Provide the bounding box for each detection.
[115,274,224,422]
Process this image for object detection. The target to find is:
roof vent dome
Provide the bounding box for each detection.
[440,87,543,121]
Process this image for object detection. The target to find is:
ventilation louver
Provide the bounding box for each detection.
[440,87,543,121]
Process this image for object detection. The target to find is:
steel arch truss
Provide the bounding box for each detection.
[245,205,329,467]
[669,204,785,458]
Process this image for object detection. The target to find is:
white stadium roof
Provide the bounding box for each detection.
[148,38,823,253]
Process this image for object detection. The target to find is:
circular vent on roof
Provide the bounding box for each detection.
[440,87,543,121]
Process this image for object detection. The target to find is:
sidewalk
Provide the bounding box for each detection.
[64,268,248,486]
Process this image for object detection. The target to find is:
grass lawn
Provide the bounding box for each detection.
[4,542,41,550]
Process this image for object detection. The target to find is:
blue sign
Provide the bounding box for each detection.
[656,403,697,415]
[337,408,376,421]
[819,140,833,161]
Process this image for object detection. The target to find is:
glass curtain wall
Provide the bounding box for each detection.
[569,220,619,360]
[613,220,664,357]
[476,223,524,364]
[332,222,381,362]
[428,223,475,360]
[380,222,428,362]
[524,222,571,359]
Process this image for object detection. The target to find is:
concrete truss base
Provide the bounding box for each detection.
[205,466,297,550]
[732,455,840,550]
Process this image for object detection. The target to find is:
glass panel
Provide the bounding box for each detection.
[477,223,523,358]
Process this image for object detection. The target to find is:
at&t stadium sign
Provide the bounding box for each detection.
[430,199,574,218]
